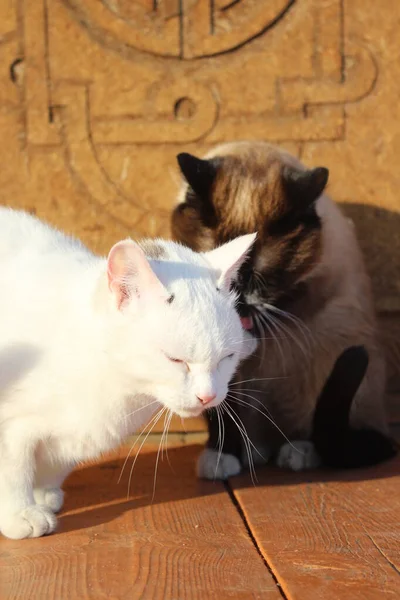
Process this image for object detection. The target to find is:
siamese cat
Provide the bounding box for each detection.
[172,141,394,478]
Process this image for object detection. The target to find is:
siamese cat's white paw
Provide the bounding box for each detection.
[34,487,64,513]
[197,448,242,480]
[0,505,57,539]
[277,441,321,471]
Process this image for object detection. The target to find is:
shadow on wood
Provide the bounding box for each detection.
[57,441,400,536]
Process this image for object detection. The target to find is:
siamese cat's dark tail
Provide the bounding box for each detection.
[311,346,397,468]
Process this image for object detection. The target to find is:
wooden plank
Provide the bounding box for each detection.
[0,444,280,600]
[231,457,400,600]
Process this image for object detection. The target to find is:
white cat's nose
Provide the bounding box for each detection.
[196,393,217,406]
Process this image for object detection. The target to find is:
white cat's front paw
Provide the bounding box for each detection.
[33,487,64,513]
[0,505,57,539]
[197,448,242,480]
[276,441,321,472]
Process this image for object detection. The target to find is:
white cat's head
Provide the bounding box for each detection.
[105,234,257,417]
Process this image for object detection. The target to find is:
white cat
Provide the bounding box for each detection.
[0,208,256,539]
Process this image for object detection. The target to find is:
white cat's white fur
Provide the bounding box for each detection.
[0,208,257,539]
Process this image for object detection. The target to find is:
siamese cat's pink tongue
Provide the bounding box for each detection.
[240,316,253,330]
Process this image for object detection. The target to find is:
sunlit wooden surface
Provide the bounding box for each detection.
[1,404,399,599]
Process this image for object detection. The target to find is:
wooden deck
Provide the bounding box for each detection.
[1,435,399,599]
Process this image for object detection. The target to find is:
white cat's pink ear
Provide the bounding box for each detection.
[204,233,257,291]
[107,240,169,309]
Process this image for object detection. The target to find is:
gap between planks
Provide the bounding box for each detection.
[224,480,288,600]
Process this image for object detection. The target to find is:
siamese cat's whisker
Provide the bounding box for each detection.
[118,406,164,484]
[275,311,313,352]
[253,310,283,365]
[126,407,167,499]
[254,273,267,302]
[265,303,313,347]
[255,270,268,289]
[266,302,311,333]
[257,310,286,370]
[263,309,310,362]
[253,312,267,363]
[260,308,289,346]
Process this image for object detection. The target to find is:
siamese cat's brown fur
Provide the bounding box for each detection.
[172,141,392,477]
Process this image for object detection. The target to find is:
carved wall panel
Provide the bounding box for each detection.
[0,0,399,311]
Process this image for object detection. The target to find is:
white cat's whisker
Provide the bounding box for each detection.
[123,400,159,420]
[227,396,274,459]
[160,409,174,473]
[230,376,288,386]
[220,407,226,475]
[225,335,286,346]
[232,387,274,394]
[163,410,174,472]
[227,393,303,454]
[229,389,274,419]
[222,403,253,479]
[222,403,258,485]
[126,407,167,498]
[160,410,168,462]
[214,405,224,480]
[152,409,171,501]
[118,406,164,485]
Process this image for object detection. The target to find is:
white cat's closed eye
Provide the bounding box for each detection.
[164,353,234,368]
[165,354,190,371]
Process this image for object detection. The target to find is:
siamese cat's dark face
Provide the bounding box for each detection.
[171,143,329,323]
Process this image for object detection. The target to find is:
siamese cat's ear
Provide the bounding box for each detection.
[283,165,329,209]
[177,153,218,197]
[107,240,169,309]
[204,233,257,291]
